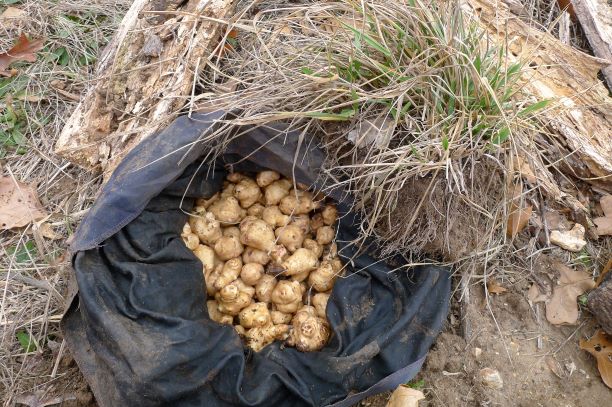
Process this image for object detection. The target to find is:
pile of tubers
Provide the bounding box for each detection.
[181,170,342,352]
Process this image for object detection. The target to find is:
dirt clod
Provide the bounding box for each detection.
[478,368,504,389]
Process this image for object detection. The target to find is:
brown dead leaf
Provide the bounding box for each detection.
[594,217,612,236]
[16,93,44,102]
[514,155,537,184]
[557,0,576,20]
[593,195,612,236]
[579,330,612,388]
[0,176,48,229]
[527,284,548,303]
[507,204,532,238]
[600,195,612,217]
[545,356,564,378]
[14,391,76,407]
[506,183,532,238]
[386,385,425,407]
[595,258,612,287]
[545,262,595,325]
[0,6,26,20]
[0,34,45,76]
[487,279,508,295]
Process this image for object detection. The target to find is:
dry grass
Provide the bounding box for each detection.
[520,0,592,52]
[0,1,130,404]
[191,0,548,269]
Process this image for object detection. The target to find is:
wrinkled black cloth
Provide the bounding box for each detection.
[62,112,451,407]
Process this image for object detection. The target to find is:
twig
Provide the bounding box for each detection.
[51,339,66,378]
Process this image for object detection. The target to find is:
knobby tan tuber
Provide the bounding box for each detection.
[270,244,289,264]
[302,239,323,258]
[321,204,338,226]
[262,206,290,228]
[239,217,276,252]
[246,323,289,352]
[256,170,280,188]
[209,196,243,224]
[194,245,217,274]
[239,302,271,328]
[255,274,277,303]
[190,212,222,245]
[205,263,223,296]
[264,179,292,205]
[214,235,244,261]
[271,310,292,324]
[287,305,330,352]
[275,224,305,253]
[308,261,337,292]
[234,178,262,208]
[222,226,241,239]
[207,300,233,325]
[181,224,200,250]
[312,292,330,319]
[316,226,335,245]
[242,247,270,265]
[282,248,318,276]
[216,279,254,316]
[279,190,318,215]
[271,280,303,313]
[241,263,264,286]
[247,203,265,217]
[213,258,243,290]
[188,170,341,352]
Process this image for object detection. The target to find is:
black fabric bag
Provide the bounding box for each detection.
[61,112,451,407]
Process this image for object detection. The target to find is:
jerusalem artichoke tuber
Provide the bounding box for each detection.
[213,258,243,290]
[245,323,289,352]
[239,217,276,252]
[256,170,280,188]
[287,305,330,352]
[207,300,233,325]
[213,235,244,261]
[264,179,292,205]
[209,196,243,224]
[255,274,277,303]
[308,261,336,292]
[239,302,271,328]
[275,224,305,253]
[241,263,264,286]
[242,247,270,265]
[190,212,222,245]
[282,248,318,276]
[234,178,262,209]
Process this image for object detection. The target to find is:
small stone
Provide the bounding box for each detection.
[472,347,482,358]
[142,34,163,57]
[550,224,587,252]
[478,368,503,389]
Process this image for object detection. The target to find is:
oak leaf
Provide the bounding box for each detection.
[0,176,48,229]
[487,279,508,295]
[579,330,612,388]
[545,262,595,325]
[0,34,45,76]
[386,385,425,407]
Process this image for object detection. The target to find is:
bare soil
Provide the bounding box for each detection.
[362,276,611,406]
